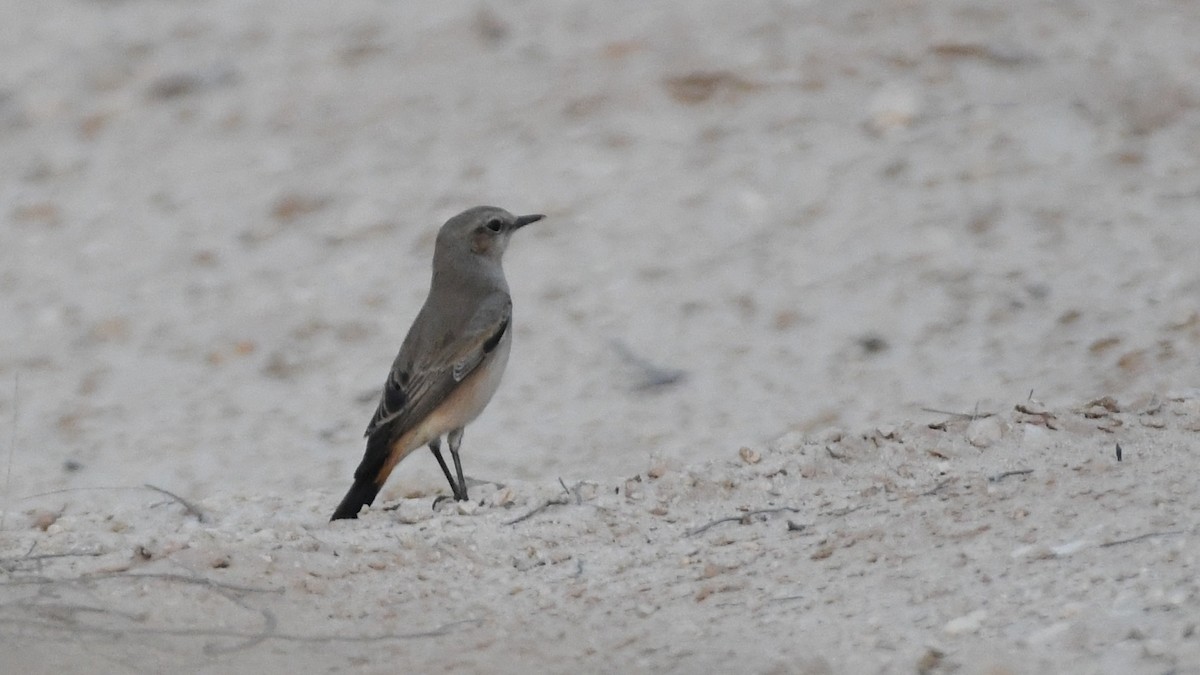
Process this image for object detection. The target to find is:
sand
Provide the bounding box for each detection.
[2,1,1199,673]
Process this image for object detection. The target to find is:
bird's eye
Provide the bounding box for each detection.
[485,218,503,233]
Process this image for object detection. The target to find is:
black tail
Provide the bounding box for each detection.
[332,427,396,521]
[331,479,381,520]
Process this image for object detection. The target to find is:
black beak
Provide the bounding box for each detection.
[513,213,545,230]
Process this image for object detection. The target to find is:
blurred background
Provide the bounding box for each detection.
[2,0,1198,501]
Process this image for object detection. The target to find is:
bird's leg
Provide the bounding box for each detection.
[448,428,468,501]
[428,437,459,507]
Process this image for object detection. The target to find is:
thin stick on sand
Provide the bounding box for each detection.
[143,483,208,523]
[1,374,18,531]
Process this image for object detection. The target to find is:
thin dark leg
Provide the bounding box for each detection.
[428,437,459,499]
[448,428,468,501]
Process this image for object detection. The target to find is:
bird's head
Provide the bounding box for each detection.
[437,206,544,263]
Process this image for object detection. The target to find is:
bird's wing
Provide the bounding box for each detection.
[363,293,512,439]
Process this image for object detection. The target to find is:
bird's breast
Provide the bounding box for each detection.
[408,328,512,450]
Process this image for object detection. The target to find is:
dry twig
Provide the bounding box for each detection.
[1,374,16,531]
[503,477,585,525]
[1099,530,1186,548]
[0,571,281,594]
[558,477,582,505]
[921,478,955,497]
[143,484,207,522]
[0,550,105,573]
[685,507,800,537]
[988,469,1033,483]
[503,496,571,526]
[20,485,207,523]
[921,407,991,420]
[0,616,481,645]
[822,504,865,518]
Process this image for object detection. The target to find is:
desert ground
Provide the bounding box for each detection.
[2,1,1199,673]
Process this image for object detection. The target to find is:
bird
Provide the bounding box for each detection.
[331,206,543,520]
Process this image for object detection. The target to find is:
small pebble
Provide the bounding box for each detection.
[943,609,987,635]
[33,510,58,531]
[490,487,516,507]
[967,417,1003,448]
[867,83,921,134]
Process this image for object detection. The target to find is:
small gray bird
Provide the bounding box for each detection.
[331,206,543,520]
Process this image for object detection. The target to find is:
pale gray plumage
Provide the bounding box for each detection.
[332,206,543,520]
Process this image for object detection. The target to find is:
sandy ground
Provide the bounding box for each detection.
[2,0,1199,672]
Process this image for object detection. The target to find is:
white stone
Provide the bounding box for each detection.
[943,609,987,635]
[967,417,1003,448]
